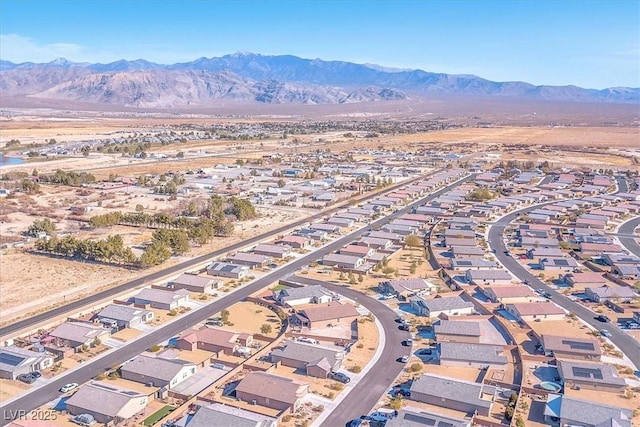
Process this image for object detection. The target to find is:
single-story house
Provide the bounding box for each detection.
[481,285,537,303]
[438,342,508,369]
[367,230,403,243]
[309,223,341,234]
[450,258,497,270]
[465,269,513,285]
[356,237,392,250]
[585,285,637,303]
[579,242,622,255]
[95,304,153,329]
[557,360,626,392]
[121,354,196,389]
[378,278,439,300]
[340,244,375,258]
[601,253,640,266]
[131,288,189,311]
[563,272,608,288]
[169,273,219,293]
[409,373,495,417]
[227,252,272,268]
[519,237,560,248]
[65,381,148,425]
[539,257,580,272]
[254,243,292,259]
[47,322,111,351]
[445,237,477,247]
[444,229,476,239]
[235,372,310,412]
[270,341,344,378]
[541,335,602,361]
[0,346,54,380]
[387,407,471,427]
[207,261,250,279]
[612,264,640,280]
[295,228,328,241]
[544,394,632,427]
[326,217,354,228]
[321,253,364,270]
[451,246,485,258]
[186,403,277,427]
[274,285,333,306]
[526,247,564,259]
[276,235,311,249]
[382,224,416,236]
[504,302,565,322]
[433,320,481,344]
[410,295,475,318]
[293,302,360,329]
[176,326,252,355]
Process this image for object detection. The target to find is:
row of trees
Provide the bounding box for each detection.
[38,170,96,186]
[34,235,137,266]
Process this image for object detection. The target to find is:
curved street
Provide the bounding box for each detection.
[617,216,640,257]
[0,174,473,426]
[488,206,640,370]
[285,275,409,427]
[0,174,431,338]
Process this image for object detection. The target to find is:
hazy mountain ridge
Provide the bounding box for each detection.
[1,52,638,107]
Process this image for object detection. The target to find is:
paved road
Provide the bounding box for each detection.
[618,216,640,257]
[488,207,640,370]
[285,276,409,427]
[0,174,433,338]
[0,174,473,425]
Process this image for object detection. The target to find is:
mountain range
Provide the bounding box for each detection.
[1,52,638,108]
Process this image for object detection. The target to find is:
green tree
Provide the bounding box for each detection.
[139,241,171,268]
[220,309,230,323]
[227,197,258,220]
[27,218,56,236]
[260,324,272,334]
[405,234,422,248]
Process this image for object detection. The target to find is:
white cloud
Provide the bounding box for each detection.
[0,34,86,62]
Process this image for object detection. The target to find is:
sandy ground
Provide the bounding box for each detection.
[0,205,307,325]
[220,300,282,336]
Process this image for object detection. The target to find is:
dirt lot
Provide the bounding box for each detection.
[0,378,31,403]
[0,204,307,325]
[219,300,281,336]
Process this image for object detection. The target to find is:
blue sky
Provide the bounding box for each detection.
[1,0,638,89]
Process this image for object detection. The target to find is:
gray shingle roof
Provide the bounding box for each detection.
[187,403,276,427]
[97,304,150,323]
[65,381,146,418]
[557,360,626,387]
[270,341,342,368]
[276,285,333,303]
[434,320,481,337]
[438,342,508,366]
[386,406,470,427]
[121,354,194,382]
[423,296,474,313]
[545,394,631,427]
[410,374,494,410]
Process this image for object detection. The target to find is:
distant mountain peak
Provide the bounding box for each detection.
[1,53,638,107]
[48,57,74,66]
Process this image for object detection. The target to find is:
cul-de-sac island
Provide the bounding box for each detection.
[0,6,639,427]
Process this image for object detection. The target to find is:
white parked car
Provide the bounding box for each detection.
[60,383,79,393]
[298,337,318,344]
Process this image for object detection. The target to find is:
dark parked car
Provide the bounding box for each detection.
[398,324,410,331]
[30,371,41,378]
[329,372,351,384]
[17,373,36,384]
[392,388,411,397]
[596,315,610,323]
